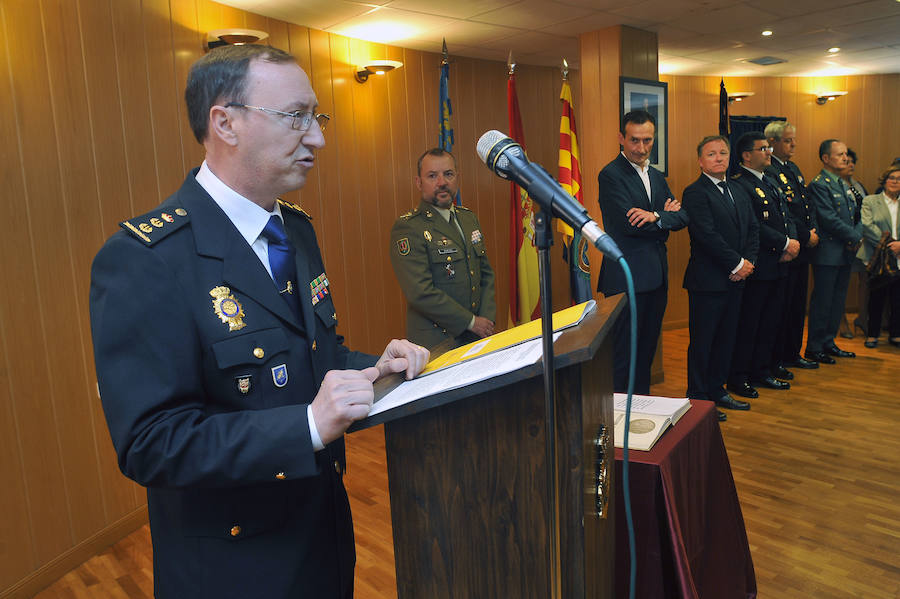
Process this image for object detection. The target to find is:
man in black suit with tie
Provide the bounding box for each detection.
[764,121,820,370]
[682,135,759,421]
[597,110,688,393]
[727,132,799,399]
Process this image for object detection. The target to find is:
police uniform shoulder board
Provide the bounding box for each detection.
[277,198,312,220]
[120,205,190,246]
[731,172,743,180]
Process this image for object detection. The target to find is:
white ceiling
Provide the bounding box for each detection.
[217,0,900,75]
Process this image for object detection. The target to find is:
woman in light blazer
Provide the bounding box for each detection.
[857,164,900,347]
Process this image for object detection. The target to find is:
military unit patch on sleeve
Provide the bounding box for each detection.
[397,237,410,255]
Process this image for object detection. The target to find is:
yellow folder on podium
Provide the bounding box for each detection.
[419,299,596,376]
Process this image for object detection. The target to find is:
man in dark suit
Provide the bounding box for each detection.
[390,149,496,349]
[765,121,820,370]
[682,135,759,421]
[804,139,863,363]
[89,45,428,599]
[597,110,688,393]
[727,132,800,398]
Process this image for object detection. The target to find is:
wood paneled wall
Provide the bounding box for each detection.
[657,73,900,328]
[0,0,575,595]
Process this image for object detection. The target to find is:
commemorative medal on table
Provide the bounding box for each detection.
[310,273,329,306]
[210,286,246,331]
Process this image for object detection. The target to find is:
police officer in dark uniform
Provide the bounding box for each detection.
[89,45,428,599]
[727,132,799,398]
[390,149,496,349]
[765,121,821,370]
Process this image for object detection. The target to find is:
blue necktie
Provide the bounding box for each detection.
[262,215,301,319]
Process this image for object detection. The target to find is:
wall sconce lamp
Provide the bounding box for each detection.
[205,28,269,51]
[355,60,403,83]
[727,92,755,103]
[815,91,848,105]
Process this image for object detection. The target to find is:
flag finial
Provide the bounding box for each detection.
[507,51,516,75]
[561,59,568,81]
[441,38,449,65]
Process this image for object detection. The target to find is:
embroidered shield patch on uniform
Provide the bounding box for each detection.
[397,237,410,255]
[271,364,288,388]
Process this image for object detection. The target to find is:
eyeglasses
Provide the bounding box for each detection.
[753,146,774,153]
[225,102,330,132]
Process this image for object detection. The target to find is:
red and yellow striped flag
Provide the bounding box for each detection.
[558,80,591,303]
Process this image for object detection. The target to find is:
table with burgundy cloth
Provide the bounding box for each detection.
[614,399,757,598]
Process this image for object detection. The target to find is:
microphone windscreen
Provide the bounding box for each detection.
[476,130,507,163]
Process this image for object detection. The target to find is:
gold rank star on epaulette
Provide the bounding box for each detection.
[277,198,312,219]
[120,206,189,245]
[399,211,413,220]
[456,204,471,212]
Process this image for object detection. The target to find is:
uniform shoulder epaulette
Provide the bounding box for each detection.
[277,198,312,220]
[400,206,422,220]
[456,204,472,212]
[120,206,190,246]
[731,172,743,180]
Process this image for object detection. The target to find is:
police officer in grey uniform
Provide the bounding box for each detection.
[804,139,864,363]
[390,148,497,349]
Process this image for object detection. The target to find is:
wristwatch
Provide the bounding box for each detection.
[653,211,660,220]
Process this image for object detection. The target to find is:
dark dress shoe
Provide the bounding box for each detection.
[805,351,836,364]
[752,376,791,390]
[889,338,900,347]
[716,393,751,410]
[726,381,759,398]
[785,355,819,369]
[717,409,728,422]
[825,344,855,358]
[864,339,878,348]
[773,365,794,380]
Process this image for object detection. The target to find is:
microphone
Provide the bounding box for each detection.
[476,130,622,259]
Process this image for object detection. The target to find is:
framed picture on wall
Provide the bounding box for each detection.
[620,77,668,176]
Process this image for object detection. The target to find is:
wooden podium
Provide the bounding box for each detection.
[351,296,623,598]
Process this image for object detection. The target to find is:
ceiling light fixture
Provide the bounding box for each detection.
[828,47,841,53]
[205,28,269,51]
[355,59,403,83]
[761,30,773,36]
[728,91,755,103]
[815,90,848,104]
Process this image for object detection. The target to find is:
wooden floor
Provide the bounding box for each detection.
[34,322,900,598]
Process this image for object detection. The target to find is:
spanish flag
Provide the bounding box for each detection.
[507,68,541,325]
[558,79,591,303]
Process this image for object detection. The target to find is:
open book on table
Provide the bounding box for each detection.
[613,393,691,451]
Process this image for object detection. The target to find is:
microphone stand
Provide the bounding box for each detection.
[534,207,561,598]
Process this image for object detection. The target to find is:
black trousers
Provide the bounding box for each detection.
[687,286,743,401]
[729,276,787,384]
[612,283,667,395]
[807,263,852,353]
[776,261,808,361]
[867,276,900,338]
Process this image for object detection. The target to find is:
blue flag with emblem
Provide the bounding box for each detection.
[438,39,460,206]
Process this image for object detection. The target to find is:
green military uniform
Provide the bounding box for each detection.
[390,199,496,349]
